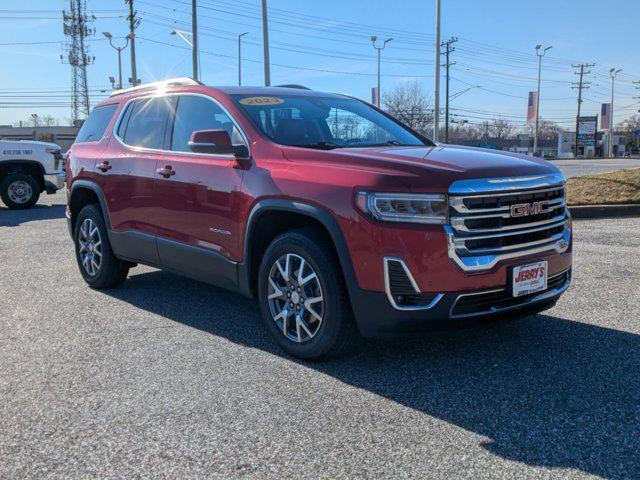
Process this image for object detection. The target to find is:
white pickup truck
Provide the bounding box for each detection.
[0,140,65,209]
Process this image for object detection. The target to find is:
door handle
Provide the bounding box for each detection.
[156,166,176,178]
[97,161,112,172]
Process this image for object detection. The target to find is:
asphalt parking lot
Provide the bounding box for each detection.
[552,157,640,178]
[1,191,639,479]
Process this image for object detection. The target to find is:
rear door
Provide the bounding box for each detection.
[153,94,248,286]
[97,95,174,265]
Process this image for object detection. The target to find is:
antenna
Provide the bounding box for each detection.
[61,0,95,122]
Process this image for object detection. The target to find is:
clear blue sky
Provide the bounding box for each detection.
[1,0,638,129]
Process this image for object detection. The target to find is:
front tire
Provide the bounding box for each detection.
[74,204,129,289]
[257,229,356,360]
[0,172,40,209]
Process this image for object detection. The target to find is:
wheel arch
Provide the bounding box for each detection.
[239,199,358,302]
[0,160,46,191]
[69,180,111,234]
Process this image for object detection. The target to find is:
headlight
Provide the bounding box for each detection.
[356,191,448,225]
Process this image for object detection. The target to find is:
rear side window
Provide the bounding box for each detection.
[119,97,173,149]
[75,104,118,143]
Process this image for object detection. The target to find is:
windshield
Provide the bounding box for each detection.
[230,94,430,149]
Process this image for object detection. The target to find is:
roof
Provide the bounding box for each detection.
[212,85,343,98]
[104,77,347,104]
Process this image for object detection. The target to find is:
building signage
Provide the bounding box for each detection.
[577,116,598,147]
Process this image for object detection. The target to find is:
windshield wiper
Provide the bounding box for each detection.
[294,141,342,150]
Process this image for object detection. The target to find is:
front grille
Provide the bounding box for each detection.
[451,269,571,317]
[448,181,570,270]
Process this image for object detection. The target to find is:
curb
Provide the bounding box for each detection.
[569,204,640,219]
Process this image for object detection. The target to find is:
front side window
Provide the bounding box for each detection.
[75,103,118,143]
[119,96,173,149]
[231,94,430,149]
[170,95,245,152]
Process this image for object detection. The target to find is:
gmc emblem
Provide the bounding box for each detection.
[510,200,551,217]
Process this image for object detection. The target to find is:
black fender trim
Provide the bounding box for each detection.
[70,180,161,266]
[69,179,112,229]
[238,198,360,303]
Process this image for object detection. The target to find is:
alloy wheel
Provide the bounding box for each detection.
[267,253,324,343]
[78,218,103,276]
[7,180,33,204]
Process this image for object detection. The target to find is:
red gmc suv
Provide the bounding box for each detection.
[66,78,572,359]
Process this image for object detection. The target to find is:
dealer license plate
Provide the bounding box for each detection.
[512,261,548,298]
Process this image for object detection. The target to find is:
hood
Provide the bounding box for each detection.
[284,143,561,193]
[0,139,61,150]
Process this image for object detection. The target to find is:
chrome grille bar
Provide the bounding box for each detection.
[446,174,571,272]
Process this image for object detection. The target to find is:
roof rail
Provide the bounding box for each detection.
[274,84,311,90]
[109,77,202,98]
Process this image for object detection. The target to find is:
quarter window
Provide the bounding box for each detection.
[170,95,245,152]
[75,104,118,143]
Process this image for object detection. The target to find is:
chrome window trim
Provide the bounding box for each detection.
[383,256,444,311]
[449,173,566,195]
[449,268,571,319]
[112,92,251,160]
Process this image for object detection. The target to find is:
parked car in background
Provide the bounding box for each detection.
[66,78,572,360]
[0,140,65,209]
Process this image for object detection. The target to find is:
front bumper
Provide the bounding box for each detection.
[350,268,571,339]
[44,171,65,193]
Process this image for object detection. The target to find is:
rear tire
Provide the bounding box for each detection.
[0,172,40,209]
[257,229,357,360]
[74,204,129,289]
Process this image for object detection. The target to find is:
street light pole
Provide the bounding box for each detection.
[533,44,552,157]
[371,36,393,108]
[238,32,249,86]
[609,68,622,157]
[192,0,199,81]
[261,0,271,86]
[433,0,441,142]
[102,32,130,90]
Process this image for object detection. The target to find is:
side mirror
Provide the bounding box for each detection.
[188,129,234,155]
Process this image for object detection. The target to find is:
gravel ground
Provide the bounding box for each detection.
[1,192,638,479]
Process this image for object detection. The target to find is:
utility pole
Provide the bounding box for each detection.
[371,36,393,108]
[102,32,129,89]
[608,68,622,157]
[261,0,271,86]
[441,36,457,143]
[124,0,140,86]
[61,0,95,122]
[191,0,199,81]
[238,32,249,86]
[571,63,594,158]
[533,44,552,156]
[433,0,441,142]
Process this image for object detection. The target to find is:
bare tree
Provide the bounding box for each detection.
[41,115,59,127]
[448,121,480,142]
[489,117,515,140]
[478,121,492,140]
[12,115,60,128]
[382,80,433,135]
[617,114,640,150]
